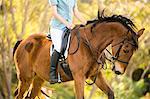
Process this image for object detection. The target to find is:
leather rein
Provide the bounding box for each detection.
[68,26,136,85]
[83,29,138,66]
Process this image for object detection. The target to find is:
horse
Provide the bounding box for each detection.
[13,12,144,99]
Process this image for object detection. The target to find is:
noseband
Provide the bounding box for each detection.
[106,39,129,65]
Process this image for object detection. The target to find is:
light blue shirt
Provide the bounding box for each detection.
[49,0,76,30]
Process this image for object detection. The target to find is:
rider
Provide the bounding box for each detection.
[49,0,86,84]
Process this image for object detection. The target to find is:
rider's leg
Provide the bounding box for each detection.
[50,50,60,84]
[49,28,64,84]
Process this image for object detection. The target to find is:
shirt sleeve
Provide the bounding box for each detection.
[49,0,58,6]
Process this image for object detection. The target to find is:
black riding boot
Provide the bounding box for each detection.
[50,50,60,84]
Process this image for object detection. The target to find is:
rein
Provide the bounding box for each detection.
[68,26,81,55]
[68,26,104,85]
[82,27,104,65]
[82,29,136,85]
[68,25,136,85]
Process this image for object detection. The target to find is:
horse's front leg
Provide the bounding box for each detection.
[93,71,114,99]
[73,70,85,99]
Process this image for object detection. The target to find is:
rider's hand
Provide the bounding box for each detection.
[66,23,74,29]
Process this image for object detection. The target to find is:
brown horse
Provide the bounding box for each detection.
[13,12,144,99]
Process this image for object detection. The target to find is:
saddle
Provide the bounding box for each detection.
[47,28,73,82]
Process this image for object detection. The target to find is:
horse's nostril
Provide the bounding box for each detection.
[115,71,121,75]
[123,50,129,53]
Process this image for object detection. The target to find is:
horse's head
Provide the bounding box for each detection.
[94,11,145,75]
[111,28,144,75]
[82,11,145,75]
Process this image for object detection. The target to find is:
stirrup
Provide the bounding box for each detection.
[50,79,58,84]
[50,73,61,84]
[61,61,69,67]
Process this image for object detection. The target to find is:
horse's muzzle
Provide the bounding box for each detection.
[112,65,123,75]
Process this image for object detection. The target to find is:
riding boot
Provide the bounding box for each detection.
[50,50,60,84]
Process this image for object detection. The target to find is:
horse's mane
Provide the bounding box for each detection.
[86,10,138,49]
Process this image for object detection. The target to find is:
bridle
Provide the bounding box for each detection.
[69,26,137,85]
[70,26,137,66]
[84,29,138,66]
[105,33,138,67]
[83,29,137,85]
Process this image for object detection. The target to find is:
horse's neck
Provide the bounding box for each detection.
[83,22,127,53]
[80,25,113,54]
[94,33,112,53]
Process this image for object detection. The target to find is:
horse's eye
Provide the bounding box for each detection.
[123,49,129,53]
[125,45,129,48]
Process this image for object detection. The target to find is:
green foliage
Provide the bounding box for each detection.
[112,76,146,99]
[44,82,75,99]
[83,75,147,99]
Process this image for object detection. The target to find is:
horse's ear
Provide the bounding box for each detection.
[132,68,144,81]
[98,9,100,19]
[98,9,105,20]
[137,28,145,38]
